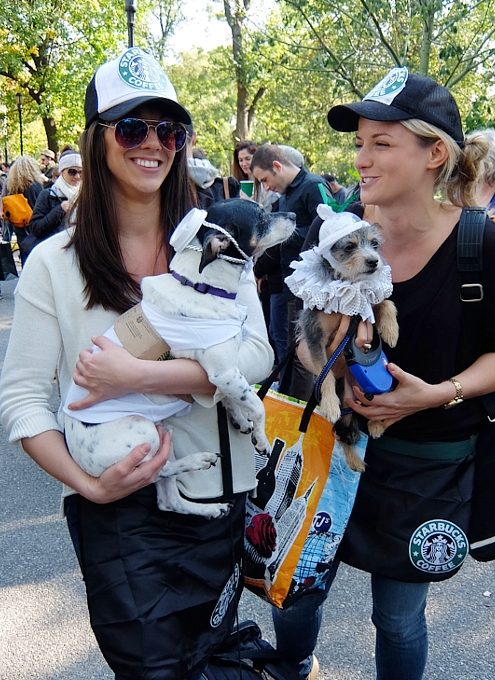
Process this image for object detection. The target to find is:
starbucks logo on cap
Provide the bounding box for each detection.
[364,67,408,105]
[118,47,170,92]
[409,519,468,574]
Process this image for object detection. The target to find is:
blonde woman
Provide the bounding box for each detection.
[273,68,494,680]
[0,155,44,266]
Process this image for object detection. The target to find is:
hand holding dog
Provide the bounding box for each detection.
[345,363,450,429]
[69,335,215,411]
[86,427,171,504]
[69,335,142,410]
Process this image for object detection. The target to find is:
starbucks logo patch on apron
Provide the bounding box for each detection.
[409,519,468,574]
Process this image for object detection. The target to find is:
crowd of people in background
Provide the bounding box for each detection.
[0,145,83,285]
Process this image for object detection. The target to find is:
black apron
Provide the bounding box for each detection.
[338,437,475,583]
[75,486,245,680]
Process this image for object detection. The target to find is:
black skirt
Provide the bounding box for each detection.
[74,486,246,680]
[338,441,474,583]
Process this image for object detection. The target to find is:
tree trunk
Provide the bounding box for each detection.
[236,81,250,140]
[224,0,264,141]
[418,0,437,75]
[42,116,58,155]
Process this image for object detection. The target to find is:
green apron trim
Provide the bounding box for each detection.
[368,435,478,460]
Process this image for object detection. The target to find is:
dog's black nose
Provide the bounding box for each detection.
[366,258,378,269]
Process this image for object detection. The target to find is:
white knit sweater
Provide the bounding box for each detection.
[0,230,274,500]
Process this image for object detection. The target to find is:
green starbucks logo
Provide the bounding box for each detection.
[364,67,408,105]
[409,519,468,574]
[118,47,170,92]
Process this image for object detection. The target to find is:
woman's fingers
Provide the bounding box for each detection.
[345,362,436,425]
[70,336,139,407]
[354,320,373,350]
[89,427,171,503]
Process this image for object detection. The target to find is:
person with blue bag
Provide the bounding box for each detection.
[272,67,495,680]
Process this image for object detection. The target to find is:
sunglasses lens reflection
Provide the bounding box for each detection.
[115,118,149,149]
[114,119,186,152]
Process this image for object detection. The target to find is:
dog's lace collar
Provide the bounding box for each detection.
[285,249,393,323]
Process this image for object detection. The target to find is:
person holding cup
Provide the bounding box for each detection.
[233,140,279,210]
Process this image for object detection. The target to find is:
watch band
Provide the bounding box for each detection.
[443,377,464,409]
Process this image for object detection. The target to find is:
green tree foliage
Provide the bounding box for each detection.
[247,0,495,177]
[0,0,129,154]
[168,47,238,173]
[140,0,186,63]
[222,0,268,141]
[0,0,184,156]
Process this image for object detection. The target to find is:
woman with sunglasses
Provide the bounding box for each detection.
[0,48,273,680]
[25,150,83,258]
[272,68,495,680]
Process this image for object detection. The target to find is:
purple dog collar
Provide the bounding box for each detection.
[171,270,237,299]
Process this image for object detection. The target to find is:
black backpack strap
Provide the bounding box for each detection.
[457,207,495,419]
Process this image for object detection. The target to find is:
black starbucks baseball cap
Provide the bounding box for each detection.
[327,67,464,147]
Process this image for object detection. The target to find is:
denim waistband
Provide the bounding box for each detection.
[368,434,478,460]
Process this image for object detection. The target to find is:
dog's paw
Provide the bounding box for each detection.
[188,451,221,470]
[206,503,231,519]
[251,433,270,457]
[380,322,399,349]
[342,443,366,472]
[375,301,399,348]
[319,397,341,424]
[368,420,386,439]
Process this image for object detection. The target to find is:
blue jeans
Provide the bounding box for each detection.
[269,292,289,366]
[272,561,430,680]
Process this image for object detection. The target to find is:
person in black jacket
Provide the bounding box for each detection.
[27,151,82,257]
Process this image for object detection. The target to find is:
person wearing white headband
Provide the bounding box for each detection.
[27,150,83,258]
[0,47,273,679]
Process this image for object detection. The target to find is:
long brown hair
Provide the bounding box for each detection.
[69,121,196,313]
[232,140,258,181]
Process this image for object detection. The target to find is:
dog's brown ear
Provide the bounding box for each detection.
[199,233,230,272]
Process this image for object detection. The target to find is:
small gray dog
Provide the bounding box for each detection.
[286,206,399,471]
[65,200,296,517]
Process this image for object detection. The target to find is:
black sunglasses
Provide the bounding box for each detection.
[67,168,82,177]
[99,118,187,152]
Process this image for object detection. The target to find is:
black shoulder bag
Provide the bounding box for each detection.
[458,206,495,561]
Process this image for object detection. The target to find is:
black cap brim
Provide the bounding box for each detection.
[99,96,192,126]
[327,100,414,132]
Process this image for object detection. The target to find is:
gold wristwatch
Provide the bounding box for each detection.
[443,377,464,409]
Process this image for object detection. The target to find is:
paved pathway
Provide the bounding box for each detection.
[0,277,493,679]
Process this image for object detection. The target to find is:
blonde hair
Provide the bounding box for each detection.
[400,119,488,207]
[6,156,45,194]
[466,128,495,186]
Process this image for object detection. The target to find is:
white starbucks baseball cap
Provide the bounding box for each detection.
[84,47,191,127]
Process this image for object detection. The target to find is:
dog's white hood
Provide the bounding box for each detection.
[316,204,368,253]
[285,249,393,323]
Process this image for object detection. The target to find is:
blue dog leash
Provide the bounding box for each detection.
[313,315,362,416]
